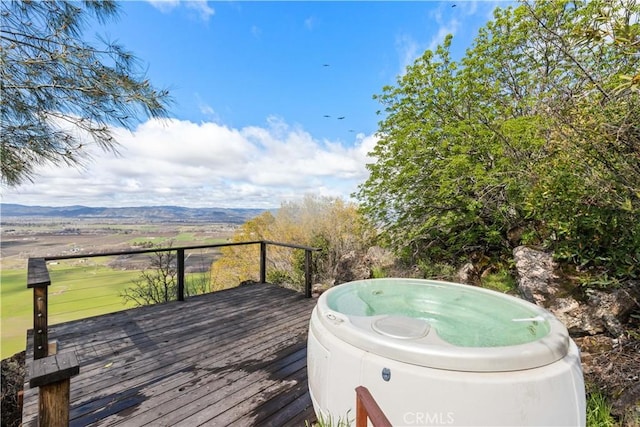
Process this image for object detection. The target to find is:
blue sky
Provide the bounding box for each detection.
[3,0,510,209]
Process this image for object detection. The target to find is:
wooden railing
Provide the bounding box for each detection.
[28,239,319,359]
[26,240,319,425]
[355,386,392,427]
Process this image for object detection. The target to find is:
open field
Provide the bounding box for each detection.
[1,218,236,359]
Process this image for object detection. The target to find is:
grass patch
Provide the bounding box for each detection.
[306,411,352,427]
[2,265,131,358]
[481,269,517,293]
[586,391,616,427]
[2,262,139,359]
[1,268,31,359]
[1,260,217,359]
[417,261,457,281]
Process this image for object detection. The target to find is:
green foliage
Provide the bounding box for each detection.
[131,240,159,248]
[578,272,622,290]
[586,391,616,427]
[572,0,640,94]
[266,269,296,286]
[358,0,640,278]
[416,261,457,281]
[481,269,517,293]
[186,272,211,296]
[371,266,387,279]
[1,0,171,186]
[306,411,353,427]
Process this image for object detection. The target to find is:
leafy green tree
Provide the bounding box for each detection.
[358,0,639,277]
[1,0,171,186]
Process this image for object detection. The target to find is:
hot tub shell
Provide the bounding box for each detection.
[307,278,586,426]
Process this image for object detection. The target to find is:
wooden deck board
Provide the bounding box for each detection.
[22,284,319,426]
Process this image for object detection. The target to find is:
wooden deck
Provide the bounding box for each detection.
[22,284,319,426]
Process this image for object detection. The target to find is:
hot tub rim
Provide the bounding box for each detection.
[315,278,571,372]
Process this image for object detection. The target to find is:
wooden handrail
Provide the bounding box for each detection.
[42,240,266,261]
[26,239,319,426]
[28,240,318,357]
[42,239,322,261]
[355,386,392,427]
[40,239,319,296]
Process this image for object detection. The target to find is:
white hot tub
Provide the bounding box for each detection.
[307,278,585,426]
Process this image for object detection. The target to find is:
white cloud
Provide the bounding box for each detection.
[146,0,214,21]
[427,20,459,52]
[464,1,479,16]
[395,33,422,76]
[427,5,460,52]
[3,118,379,209]
[194,93,222,123]
[395,4,462,76]
[185,0,214,20]
[146,0,180,13]
[304,16,316,31]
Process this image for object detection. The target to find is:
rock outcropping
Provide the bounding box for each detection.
[333,246,396,285]
[513,246,639,337]
[513,246,640,422]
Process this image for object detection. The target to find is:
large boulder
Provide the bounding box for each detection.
[363,246,396,270]
[513,246,639,337]
[513,246,561,305]
[333,246,396,285]
[333,250,370,285]
[514,246,640,421]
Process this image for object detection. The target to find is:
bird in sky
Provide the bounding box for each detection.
[337,116,345,120]
[323,64,330,67]
[323,115,331,118]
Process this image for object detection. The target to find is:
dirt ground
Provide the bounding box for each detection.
[0,218,236,270]
[1,351,24,427]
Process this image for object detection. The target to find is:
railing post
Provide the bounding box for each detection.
[177,249,185,301]
[260,242,267,284]
[28,258,51,360]
[30,352,80,426]
[304,249,312,298]
[355,386,392,427]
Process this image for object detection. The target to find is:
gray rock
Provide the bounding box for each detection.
[513,246,559,305]
[551,297,605,335]
[611,377,640,419]
[333,250,370,285]
[364,246,395,269]
[513,246,639,337]
[588,285,640,337]
[456,262,478,285]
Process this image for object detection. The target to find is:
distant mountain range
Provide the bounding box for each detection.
[0,203,266,224]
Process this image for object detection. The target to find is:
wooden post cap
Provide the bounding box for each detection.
[27,258,51,288]
[29,352,80,388]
